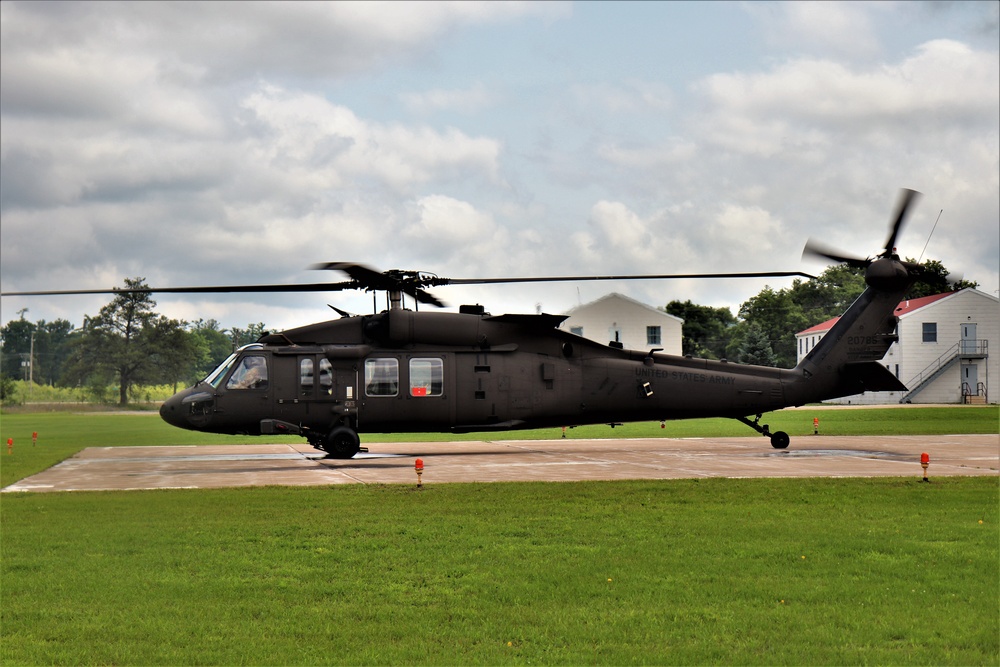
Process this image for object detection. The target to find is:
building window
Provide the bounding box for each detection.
[647,326,661,345]
[922,322,938,343]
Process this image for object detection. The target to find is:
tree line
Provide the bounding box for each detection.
[666,260,975,368]
[1,278,266,405]
[1,262,975,405]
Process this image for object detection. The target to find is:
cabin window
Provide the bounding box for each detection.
[226,355,268,390]
[300,358,334,395]
[409,358,443,397]
[647,326,661,345]
[319,358,333,395]
[570,326,584,336]
[365,358,398,396]
[300,358,314,395]
[922,322,937,343]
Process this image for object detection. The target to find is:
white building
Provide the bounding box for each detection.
[560,293,683,355]
[796,288,998,404]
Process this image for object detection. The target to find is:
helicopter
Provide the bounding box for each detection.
[3,189,934,458]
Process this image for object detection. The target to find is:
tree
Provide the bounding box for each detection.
[63,277,191,405]
[0,317,76,387]
[737,323,778,367]
[187,319,234,383]
[229,322,268,349]
[733,258,973,369]
[665,300,736,359]
[786,265,867,326]
[1,317,36,381]
[904,258,978,299]
[737,286,807,368]
[145,315,200,391]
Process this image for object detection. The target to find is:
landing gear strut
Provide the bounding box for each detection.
[736,414,790,449]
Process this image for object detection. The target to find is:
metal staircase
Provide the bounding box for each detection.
[900,340,988,404]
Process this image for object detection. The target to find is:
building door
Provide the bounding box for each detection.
[961,323,977,354]
[609,325,622,345]
[961,363,979,397]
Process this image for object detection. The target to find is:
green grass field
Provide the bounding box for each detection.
[1,405,997,488]
[1,406,998,665]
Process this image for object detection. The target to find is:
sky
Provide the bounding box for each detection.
[2,0,998,333]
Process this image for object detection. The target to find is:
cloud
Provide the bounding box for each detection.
[0,1,568,94]
[240,85,502,194]
[400,82,499,114]
[702,39,995,123]
[1,1,996,331]
[752,1,884,60]
[570,80,674,114]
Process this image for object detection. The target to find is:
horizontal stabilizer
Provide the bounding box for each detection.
[841,362,908,393]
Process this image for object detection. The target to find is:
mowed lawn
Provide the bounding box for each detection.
[1,407,998,665]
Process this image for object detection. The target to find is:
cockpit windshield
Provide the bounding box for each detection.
[203,344,263,388]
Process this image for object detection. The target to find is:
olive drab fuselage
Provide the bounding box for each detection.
[160,256,915,457]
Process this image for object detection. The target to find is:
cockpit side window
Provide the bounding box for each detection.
[226,355,269,390]
[205,353,238,388]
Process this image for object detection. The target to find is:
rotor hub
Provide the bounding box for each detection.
[865,258,910,292]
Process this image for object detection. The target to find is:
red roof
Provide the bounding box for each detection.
[796,292,955,336]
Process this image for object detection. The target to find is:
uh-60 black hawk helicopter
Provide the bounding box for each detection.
[5,189,937,458]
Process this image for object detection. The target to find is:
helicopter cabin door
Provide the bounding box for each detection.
[403,354,453,427]
[360,354,454,430]
[272,350,357,430]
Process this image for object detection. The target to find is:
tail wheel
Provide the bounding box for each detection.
[770,431,790,449]
[325,426,361,459]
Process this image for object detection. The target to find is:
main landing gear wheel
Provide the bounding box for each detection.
[735,415,791,450]
[769,431,790,449]
[324,426,361,459]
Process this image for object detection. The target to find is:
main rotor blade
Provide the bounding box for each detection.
[312,262,448,306]
[882,188,921,257]
[1,282,358,297]
[406,287,447,308]
[311,262,385,285]
[802,239,870,269]
[442,271,817,286]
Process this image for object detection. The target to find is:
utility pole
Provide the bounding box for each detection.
[29,330,35,399]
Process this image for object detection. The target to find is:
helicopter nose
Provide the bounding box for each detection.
[159,391,188,429]
[161,386,217,431]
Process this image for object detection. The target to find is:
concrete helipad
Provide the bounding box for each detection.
[3,434,997,492]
